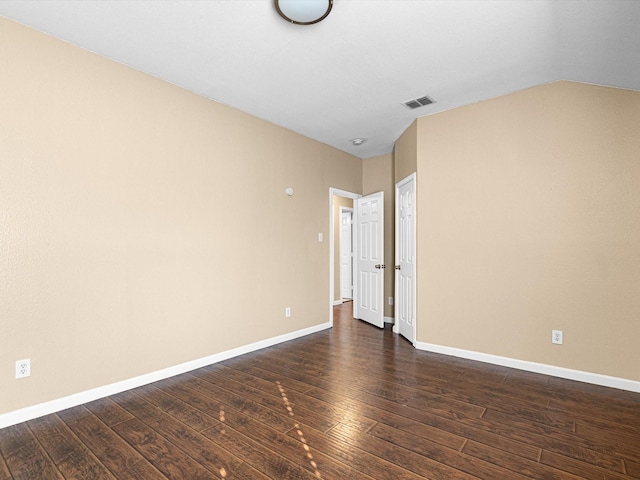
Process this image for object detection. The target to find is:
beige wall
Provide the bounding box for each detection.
[394,121,417,183]
[416,81,640,381]
[332,195,353,303]
[362,154,395,319]
[0,18,363,415]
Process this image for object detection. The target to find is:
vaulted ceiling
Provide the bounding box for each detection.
[1,1,639,159]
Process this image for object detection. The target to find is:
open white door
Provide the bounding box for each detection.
[394,174,416,343]
[354,191,384,328]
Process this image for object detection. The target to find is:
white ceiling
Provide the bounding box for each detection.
[1,0,639,159]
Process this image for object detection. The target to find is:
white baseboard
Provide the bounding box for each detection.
[384,316,395,325]
[0,322,331,429]
[333,300,343,306]
[416,341,640,393]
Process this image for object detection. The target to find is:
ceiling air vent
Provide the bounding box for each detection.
[402,95,434,110]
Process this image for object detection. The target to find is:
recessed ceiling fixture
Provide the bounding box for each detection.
[274,0,333,25]
[402,95,435,110]
[350,138,367,146]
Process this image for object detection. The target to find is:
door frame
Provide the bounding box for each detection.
[329,188,361,327]
[393,173,417,344]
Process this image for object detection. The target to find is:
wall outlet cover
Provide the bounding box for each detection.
[552,330,563,345]
[16,359,31,379]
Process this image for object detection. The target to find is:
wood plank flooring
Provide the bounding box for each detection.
[2,302,640,479]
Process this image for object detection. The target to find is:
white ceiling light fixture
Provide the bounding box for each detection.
[350,138,367,146]
[275,0,333,25]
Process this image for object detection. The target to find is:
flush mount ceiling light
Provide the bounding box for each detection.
[275,0,333,25]
[350,138,367,146]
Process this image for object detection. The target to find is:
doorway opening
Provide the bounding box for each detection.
[339,206,354,303]
[329,188,360,327]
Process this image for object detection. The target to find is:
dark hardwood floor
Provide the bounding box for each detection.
[2,303,640,479]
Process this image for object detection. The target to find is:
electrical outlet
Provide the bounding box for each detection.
[16,359,31,379]
[388,297,394,305]
[552,330,563,345]
[285,307,291,318]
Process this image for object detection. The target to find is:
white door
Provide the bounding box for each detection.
[340,209,353,300]
[395,174,416,343]
[355,191,384,328]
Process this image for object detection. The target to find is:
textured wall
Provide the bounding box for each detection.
[0,18,362,416]
[416,81,640,381]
